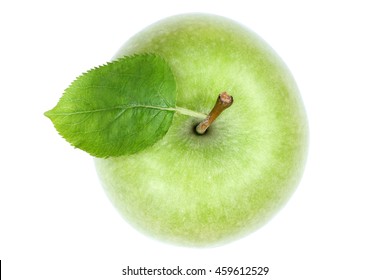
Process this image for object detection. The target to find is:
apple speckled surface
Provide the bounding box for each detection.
[94,13,308,247]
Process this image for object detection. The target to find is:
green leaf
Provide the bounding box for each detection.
[45,54,177,158]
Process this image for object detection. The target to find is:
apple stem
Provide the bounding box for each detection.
[195,92,233,135]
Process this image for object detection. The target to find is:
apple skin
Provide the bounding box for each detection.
[94,13,308,247]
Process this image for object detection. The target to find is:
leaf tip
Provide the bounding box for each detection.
[44,105,59,121]
[44,109,52,119]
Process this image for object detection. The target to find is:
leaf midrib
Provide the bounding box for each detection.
[46,104,207,119]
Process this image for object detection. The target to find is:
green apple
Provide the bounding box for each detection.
[94,13,308,246]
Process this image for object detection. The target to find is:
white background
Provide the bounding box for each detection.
[1,0,389,279]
